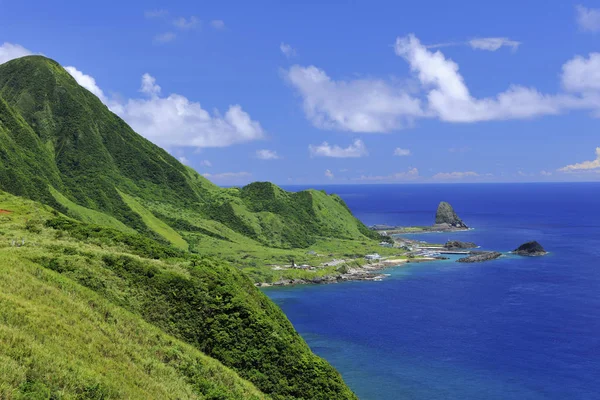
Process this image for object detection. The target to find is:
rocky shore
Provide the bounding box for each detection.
[457,251,502,263]
[256,257,439,287]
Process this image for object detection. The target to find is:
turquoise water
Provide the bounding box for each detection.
[265,184,600,399]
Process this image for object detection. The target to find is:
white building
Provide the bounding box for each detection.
[365,253,381,260]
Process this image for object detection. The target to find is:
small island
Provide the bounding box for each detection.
[513,241,547,256]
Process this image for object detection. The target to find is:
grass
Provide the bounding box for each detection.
[49,185,136,234]
[0,190,358,400]
[0,252,267,399]
[118,189,188,250]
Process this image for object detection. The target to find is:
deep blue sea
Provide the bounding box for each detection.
[265,183,600,400]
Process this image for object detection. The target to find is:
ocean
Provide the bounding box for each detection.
[264,183,600,400]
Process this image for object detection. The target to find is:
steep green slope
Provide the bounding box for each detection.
[0,190,357,399]
[0,254,267,399]
[0,55,376,250]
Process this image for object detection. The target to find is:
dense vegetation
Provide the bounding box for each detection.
[0,56,380,398]
[0,190,357,399]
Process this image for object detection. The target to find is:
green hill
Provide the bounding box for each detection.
[0,56,374,398]
[0,55,377,251]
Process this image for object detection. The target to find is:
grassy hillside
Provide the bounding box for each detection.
[0,190,357,399]
[0,253,267,399]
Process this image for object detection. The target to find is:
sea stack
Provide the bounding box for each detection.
[513,241,547,256]
[435,201,468,229]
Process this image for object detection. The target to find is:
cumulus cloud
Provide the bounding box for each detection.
[395,34,585,122]
[68,70,264,149]
[576,5,600,32]
[562,53,600,93]
[432,171,479,180]
[468,37,521,51]
[211,20,225,30]
[540,170,553,176]
[173,16,199,30]
[154,32,176,44]
[559,147,600,172]
[140,73,161,96]
[285,65,422,132]
[118,76,265,148]
[285,34,600,132]
[309,139,368,158]
[200,160,212,167]
[0,42,32,64]
[256,149,280,160]
[325,169,334,179]
[280,43,297,58]
[178,156,189,165]
[393,147,411,156]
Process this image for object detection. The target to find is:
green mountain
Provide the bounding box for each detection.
[0,56,379,398]
[0,55,377,251]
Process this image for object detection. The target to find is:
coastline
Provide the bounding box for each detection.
[256,256,440,288]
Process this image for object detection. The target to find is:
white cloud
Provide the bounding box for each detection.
[562,53,600,93]
[393,147,411,156]
[468,38,521,51]
[211,20,225,30]
[173,16,199,30]
[68,70,264,149]
[256,149,280,160]
[154,32,176,44]
[428,37,521,52]
[540,170,553,176]
[355,168,419,182]
[432,171,479,180]
[200,160,212,167]
[395,34,585,122]
[140,73,161,97]
[65,66,108,103]
[145,9,168,18]
[309,139,368,158]
[576,5,600,33]
[280,43,297,58]
[285,65,422,132]
[118,75,265,148]
[325,169,334,179]
[0,42,32,64]
[178,156,189,165]
[559,147,600,171]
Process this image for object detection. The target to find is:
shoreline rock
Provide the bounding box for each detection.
[513,241,547,256]
[444,240,477,250]
[456,251,502,263]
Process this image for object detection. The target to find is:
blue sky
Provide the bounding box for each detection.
[1,0,600,184]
